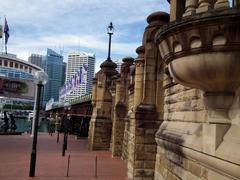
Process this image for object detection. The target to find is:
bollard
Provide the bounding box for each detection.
[62,142,65,156]
[62,132,67,156]
[65,133,68,150]
[57,132,59,143]
[66,154,70,177]
[95,155,98,178]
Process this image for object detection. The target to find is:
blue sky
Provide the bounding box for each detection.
[0,0,169,71]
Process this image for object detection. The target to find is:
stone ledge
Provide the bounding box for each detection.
[164,110,208,122]
[164,89,202,104]
[164,99,205,112]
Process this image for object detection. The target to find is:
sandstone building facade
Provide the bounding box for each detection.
[88,1,240,179]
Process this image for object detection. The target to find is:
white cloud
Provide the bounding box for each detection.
[1,0,169,69]
[9,34,138,53]
[7,33,138,62]
[1,0,169,25]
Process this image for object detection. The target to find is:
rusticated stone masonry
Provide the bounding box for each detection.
[111,57,134,157]
[88,1,240,179]
[88,59,118,150]
[126,12,169,180]
[154,69,209,180]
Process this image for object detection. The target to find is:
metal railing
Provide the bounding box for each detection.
[50,93,92,110]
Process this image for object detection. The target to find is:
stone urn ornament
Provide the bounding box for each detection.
[156,9,240,123]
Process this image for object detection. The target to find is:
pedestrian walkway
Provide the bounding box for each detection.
[0,133,127,180]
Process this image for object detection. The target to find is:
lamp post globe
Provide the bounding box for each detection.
[107,22,114,35]
[29,70,48,177]
[34,70,48,85]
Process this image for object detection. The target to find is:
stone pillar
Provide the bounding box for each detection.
[109,75,117,152]
[91,78,97,107]
[133,46,145,108]
[196,0,212,13]
[127,12,170,180]
[111,79,123,156]
[142,12,169,108]
[121,57,135,102]
[234,0,240,7]
[115,79,121,106]
[88,59,118,150]
[214,0,229,9]
[168,0,186,21]
[183,0,198,16]
[111,57,133,157]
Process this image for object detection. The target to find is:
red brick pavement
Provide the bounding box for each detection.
[0,133,127,180]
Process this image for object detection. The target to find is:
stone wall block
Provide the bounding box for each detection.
[145,129,158,136]
[136,144,145,151]
[188,161,203,177]
[145,145,157,153]
[134,169,154,177]
[191,99,205,111]
[165,89,202,104]
[164,111,208,122]
[173,165,189,179]
[135,161,144,168]
[164,84,191,97]
[136,128,145,136]
[135,152,156,161]
[144,161,156,169]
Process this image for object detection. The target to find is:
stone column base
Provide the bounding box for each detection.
[88,117,112,151]
[127,104,161,180]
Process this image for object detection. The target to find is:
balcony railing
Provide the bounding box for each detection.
[169,0,239,21]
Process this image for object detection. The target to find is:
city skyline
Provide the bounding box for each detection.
[0,0,169,71]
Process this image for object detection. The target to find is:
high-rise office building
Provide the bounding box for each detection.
[65,51,95,101]
[43,49,64,103]
[28,54,44,68]
[62,62,67,85]
[28,49,66,105]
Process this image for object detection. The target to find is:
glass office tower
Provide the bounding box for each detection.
[43,49,64,104]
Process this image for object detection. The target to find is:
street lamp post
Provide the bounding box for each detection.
[62,102,71,156]
[29,71,48,177]
[31,86,38,136]
[107,22,114,61]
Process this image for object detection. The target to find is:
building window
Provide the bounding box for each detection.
[15,72,20,79]
[0,60,2,66]
[29,68,32,73]
[8,72,14,78]
[4,60,8,67]
[10,62,13,67]
[20,64,23,69]
[15,63,18,68]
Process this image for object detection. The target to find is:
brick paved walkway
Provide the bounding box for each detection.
[0,133,127,180]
